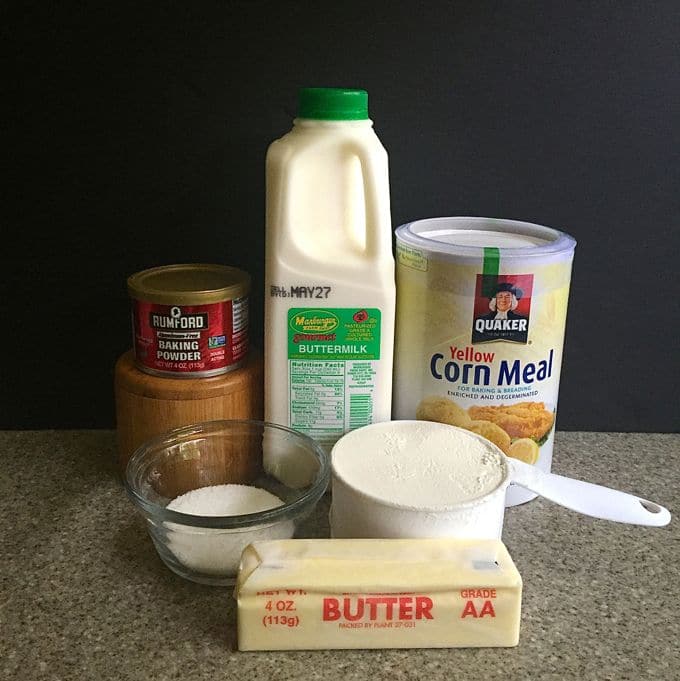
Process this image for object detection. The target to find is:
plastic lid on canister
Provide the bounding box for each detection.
[395,217,576,260]
[298,88,369,120]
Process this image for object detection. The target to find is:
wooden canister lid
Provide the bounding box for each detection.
[114,349,263,400]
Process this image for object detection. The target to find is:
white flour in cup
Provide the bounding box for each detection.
[331,421,508,539]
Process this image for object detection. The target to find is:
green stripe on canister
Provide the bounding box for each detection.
[482,247,501,297]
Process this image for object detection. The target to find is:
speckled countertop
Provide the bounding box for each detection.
[2,431,678,681]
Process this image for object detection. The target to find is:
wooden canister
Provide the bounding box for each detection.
[114,349,263,474]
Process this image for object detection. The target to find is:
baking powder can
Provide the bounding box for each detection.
[128,263,250,378]
[393,217,576,506]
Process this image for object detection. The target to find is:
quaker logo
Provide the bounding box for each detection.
[471,274,533,344]
[150,306,209,330]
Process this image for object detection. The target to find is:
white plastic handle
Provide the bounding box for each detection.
[350,142,392,259]
[509,459,671,526]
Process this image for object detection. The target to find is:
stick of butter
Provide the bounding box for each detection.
[236,538,522,650]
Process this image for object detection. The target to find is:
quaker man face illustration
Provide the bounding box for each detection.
[494,290,514,313]
[488,282,523,314]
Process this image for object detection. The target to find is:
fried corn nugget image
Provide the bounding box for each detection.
[468,402,554,441]
[467,420,512,454]
[416,395,472,429]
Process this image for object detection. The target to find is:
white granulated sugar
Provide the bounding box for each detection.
[167,484,285,516]
[332,421,505,510]
[166,484,294,575]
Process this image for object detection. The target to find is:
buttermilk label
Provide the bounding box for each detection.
[288,308,381,361]
[287,308,382,447]
[430,345,554,387]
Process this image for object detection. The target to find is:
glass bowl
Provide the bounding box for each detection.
[124,419,329,586]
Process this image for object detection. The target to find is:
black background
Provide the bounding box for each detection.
[4,1,679,432]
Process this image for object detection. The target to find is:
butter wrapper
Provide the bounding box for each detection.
[236,538,522,650]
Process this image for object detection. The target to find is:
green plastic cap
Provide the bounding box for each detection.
[297,88,368,120]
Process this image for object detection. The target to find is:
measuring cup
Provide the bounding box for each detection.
[330,422,671,539]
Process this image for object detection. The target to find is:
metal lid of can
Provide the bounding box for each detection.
[395,217,576,260]
[127,263,250,305]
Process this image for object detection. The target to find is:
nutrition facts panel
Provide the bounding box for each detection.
[289,360,375,449]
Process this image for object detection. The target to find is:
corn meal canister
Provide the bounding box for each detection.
[393,217,576,506]
[128,264,250,378]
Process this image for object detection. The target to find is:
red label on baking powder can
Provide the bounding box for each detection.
[127,264,250,378]
[131,298,248,377]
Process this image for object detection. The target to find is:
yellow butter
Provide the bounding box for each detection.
[236,538,522,650]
